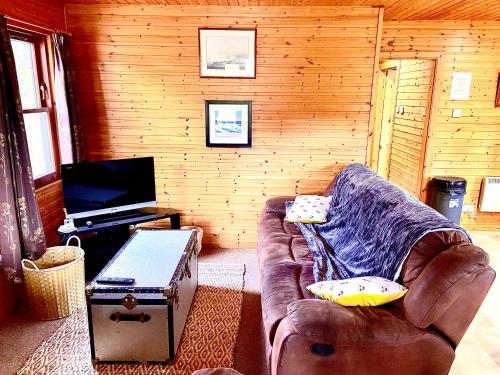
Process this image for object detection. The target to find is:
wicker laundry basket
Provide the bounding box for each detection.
[22,236,85,320]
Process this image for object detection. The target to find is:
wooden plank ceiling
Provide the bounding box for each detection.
[63,0,500,21]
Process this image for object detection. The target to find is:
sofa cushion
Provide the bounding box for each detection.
[258,198,318,344]
[307,276,407,307]
[261,262,304,345]
[262,196,293,216]
[258,214,312,273]
[283,220,302,236]
[257,213,301,243]
[259,240,317,344]
[285,195,332,223]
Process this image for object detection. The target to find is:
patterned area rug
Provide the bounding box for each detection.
[17,263,245,375]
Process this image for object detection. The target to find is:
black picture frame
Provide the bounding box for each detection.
[205,100,252,148]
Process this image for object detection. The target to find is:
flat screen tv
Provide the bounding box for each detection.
[61,157,156,220]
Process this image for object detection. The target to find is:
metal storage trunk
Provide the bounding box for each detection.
[86,230,197,363]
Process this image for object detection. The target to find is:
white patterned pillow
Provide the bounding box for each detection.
[307,276,408,307]
[285,195,332,223]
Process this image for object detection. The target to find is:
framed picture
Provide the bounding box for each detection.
[496,73,500,108]
[205,100,252,147]
[199,28,256,78]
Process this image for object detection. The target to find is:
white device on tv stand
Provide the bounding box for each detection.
[58,217,77,233]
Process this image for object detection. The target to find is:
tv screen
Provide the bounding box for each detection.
[61,157,156,219]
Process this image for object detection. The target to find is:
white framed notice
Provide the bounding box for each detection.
[450,72,472,100]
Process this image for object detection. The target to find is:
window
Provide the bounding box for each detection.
[9,27,60,188]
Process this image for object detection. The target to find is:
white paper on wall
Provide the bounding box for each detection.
[450,72,472,100]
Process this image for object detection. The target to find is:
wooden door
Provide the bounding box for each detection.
[377,67,398,179]
[386,60,436,198]
[372,60,437,199]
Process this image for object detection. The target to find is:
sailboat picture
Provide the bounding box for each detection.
[205,100,252,147]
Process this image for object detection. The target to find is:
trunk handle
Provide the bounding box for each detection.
[109,312,151,323]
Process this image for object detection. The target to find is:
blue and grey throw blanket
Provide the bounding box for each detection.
[293,164,470,283]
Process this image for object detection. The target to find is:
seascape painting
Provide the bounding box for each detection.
[199,29,256,78]
[205,101,252,147]
[214,107,243,137]
[206,36,248,72]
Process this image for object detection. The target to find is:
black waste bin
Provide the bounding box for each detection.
[429,177,467,224]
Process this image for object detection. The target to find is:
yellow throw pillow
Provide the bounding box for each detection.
[307,276,408,307]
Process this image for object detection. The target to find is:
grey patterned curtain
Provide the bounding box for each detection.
[0,16,46,281]
[52,32,83,163]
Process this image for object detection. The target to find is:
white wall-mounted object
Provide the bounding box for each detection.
[450,72,472,100]
[462,204,475,213]
[452,108,462,118]
[479,177,500,212]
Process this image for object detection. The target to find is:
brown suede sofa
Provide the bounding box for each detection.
[257,177,495,375]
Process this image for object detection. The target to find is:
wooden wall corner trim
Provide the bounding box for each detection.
[419,54,444,203]
[366,7,384,168]
[35,179,65,246]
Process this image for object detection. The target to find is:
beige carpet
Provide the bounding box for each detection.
[16,263,245,375]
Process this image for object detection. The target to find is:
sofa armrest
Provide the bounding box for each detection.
[284,299,423,345]
[263,196,296,216]
[403,242,494,330]
[271,299,454,375]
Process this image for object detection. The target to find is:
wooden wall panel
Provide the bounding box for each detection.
[65,4,381,248]
[35,181,65,246]
[0,0,65,30]
[382,20,500,230]
[388,60,433,196]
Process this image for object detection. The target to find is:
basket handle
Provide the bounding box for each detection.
[66,235,81,248]
[22,259,39,271]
